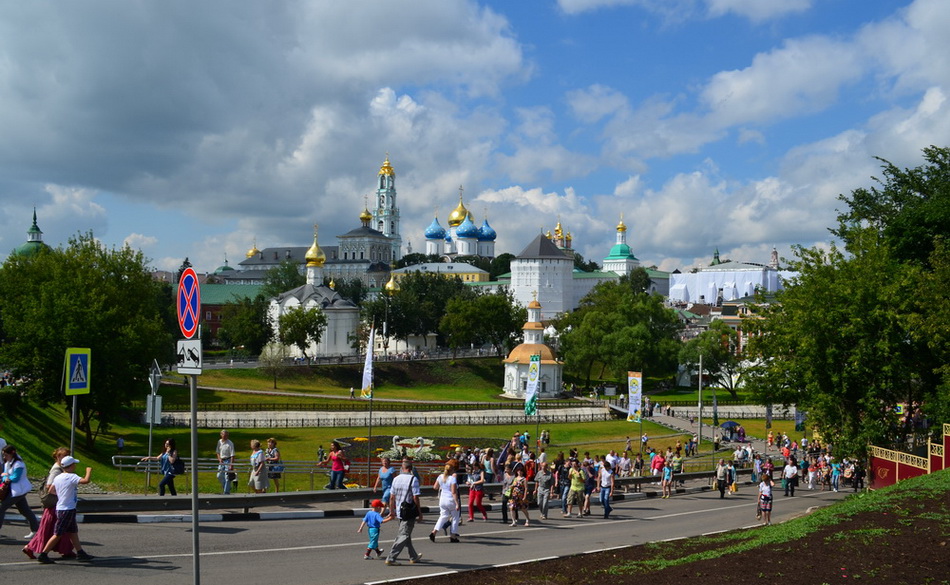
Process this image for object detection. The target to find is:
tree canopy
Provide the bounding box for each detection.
[261,259,306,299]
[439,290,526,355]
[276,306,327,361]
[680,319,744,399]
[745,146,950,455]
[0,233,174,448]
[557,277,681,386]
[834,146,950,268]
[216,294,273,355]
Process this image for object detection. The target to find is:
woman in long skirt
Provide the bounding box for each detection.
[23,447,75,559]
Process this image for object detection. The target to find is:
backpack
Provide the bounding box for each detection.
[172,455,186,476]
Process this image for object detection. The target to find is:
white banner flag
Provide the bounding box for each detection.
[360,328,375,399]
[627,371,642,422]
[525,354,540,415]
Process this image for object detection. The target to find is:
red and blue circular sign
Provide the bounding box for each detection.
[176,267,201,339]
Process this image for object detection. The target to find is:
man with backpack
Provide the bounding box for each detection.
[385,460,424,566]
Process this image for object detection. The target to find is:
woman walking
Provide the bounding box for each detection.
[758,475,773,525]
[248,439,269,493]
[323,441,348,490]
[373,456,397,508]
[0,445,39,539]
[23,447,75,559]
[507,466,530,527]
[140,438,179,496]
[265,438,282,493]
[466,462,488,522]
[430,463,460,542]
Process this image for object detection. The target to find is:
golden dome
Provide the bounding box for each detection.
[617,214,627,232]
[545,230,552,239]
[554,220,563,237]
[384,273,398,293]
[447,187,468,228]
[246,239,260,259]
[378,155,395,177]
[305,226,326,267]
[359,207,372,223]
[566,232,573,241]
[504,343,558,364]
[328,279,336,289]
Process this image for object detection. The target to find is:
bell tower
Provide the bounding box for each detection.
[373,154,402,263]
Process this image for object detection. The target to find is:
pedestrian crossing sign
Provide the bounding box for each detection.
[64,348,91,395]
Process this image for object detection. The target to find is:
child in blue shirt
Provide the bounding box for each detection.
[357,499,390,559]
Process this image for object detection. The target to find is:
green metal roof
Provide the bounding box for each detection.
[199,284,266,305]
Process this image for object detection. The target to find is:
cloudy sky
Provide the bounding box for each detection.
[1,0,948,274]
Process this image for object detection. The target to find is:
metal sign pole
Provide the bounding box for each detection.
[190,372,201,585]
[146,360,161,492]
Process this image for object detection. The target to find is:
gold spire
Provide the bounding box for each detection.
[617,213,627,233]
[328,279,336,289]
[246,238,260,259]
[545,230,552,239]
[305,224,326,267]
[447,185,468,227]
[384,273,398,293]
[378,154,395,176]
[554,216,563,238]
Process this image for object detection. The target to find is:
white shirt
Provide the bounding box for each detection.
[217,439,235,460]
[435,474,457,506]
[759,481,772,498]
[390,471,420,519]
[784,464,798,479]
[53,472,81,511]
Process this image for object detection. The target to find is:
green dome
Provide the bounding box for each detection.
[604,243,637,261]
[11,209,50,257]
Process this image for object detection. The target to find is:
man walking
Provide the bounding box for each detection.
[386,460,424,566]
[216,430,235,494]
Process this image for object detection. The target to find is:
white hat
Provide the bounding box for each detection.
[60,455,80,467]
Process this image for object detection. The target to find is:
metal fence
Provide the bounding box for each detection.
[132,400,592,412]
[152,411,615,429]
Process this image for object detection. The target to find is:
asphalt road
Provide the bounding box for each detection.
[0,487,848,585]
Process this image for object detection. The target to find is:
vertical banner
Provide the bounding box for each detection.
[360,328,375,399]
[794,408,806,432]
[524,354,540,415]
[626,371,642,422]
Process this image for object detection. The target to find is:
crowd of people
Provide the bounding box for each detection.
[0,425,869,567]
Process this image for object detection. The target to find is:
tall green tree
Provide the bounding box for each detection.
[0,233,173,448]
[834,145,950,268]
[277,306,328,362]
[439,290,526,356]
[679,319,744,399]
[261,259,305,299]
[743,234,937,456]
[385,272,473,347]
[473,289,526,355]
[558,278,681,385]
[217,294,273,355]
